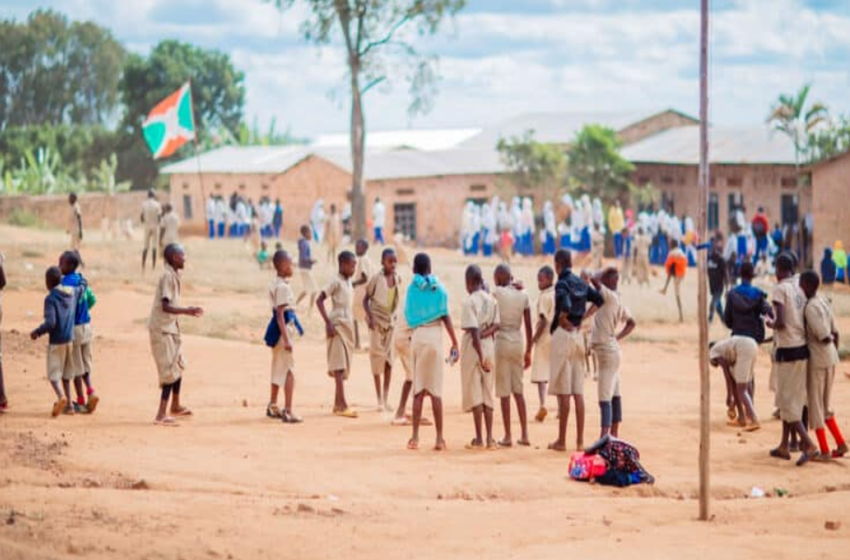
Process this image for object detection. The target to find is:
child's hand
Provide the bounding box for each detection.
[326,323,336,338]
[283,340,293,352]
[524,350,532,369]
[188,306,204,318]
[481,357,492,373]
[29,330,38,340]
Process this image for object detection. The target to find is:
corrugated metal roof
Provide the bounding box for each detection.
[160,146,315,174]
[459,109,684,149]
[312,128,481,151]
[620,126,798,165]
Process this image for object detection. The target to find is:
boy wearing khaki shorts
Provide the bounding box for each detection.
[267,250,302,424]
[709,336,760,431]
[364,248,401,411]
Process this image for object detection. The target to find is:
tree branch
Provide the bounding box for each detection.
[361,76,386,95]
[360,15,411,57]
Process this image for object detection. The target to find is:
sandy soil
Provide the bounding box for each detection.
[0,224,848,560]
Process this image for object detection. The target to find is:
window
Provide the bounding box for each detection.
[466,197,488,207]
[637,176,650,185]
[469,184,487,192]
[261,184,270,191]
[708,193,719,231]
[661,176,674,185]
[182,195,193,219]
[214,183,222,190]
[728,192,744,217]
[239,183,246,191]
[726,176,743,187]
[182,182,189,190]
[396,188,415,196]
[393,203,417,241]
[781,176,797,188]
[781,194,799,227]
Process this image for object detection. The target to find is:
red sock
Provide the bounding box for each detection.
[86,387,95,396]
[76,396,86,406]
[825,417,845,446]
[815,428,830,455]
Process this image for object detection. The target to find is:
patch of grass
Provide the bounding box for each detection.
[7,209,43,229]
[839,346,850,362]
[21,249,44,259]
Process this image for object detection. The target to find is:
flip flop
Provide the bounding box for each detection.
[267,404,282,418]
[517,439,531,447]
[171,407,193,417]
[486,441,499,451]
[464,440,485,451]
[407,439,419,450]
[535,408,548,423]
[154,416,179,426]
[727,407,737,421]
[796,449,819,466]
[497,439,513,448]
[334,408,358,419]
[52,398,67,418]
[832,443,848,458]
[769,448,791,461]
[391,417,411,426]
[86,394,99,414]
[420,417,433,426]
[743,422,761,432]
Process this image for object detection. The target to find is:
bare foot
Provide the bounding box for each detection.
[464,438,484,450]
[497,438,513,448]
[548,441,567,452]
[407,438,419,450]
[434,439,447,451]
[517,438,531,447]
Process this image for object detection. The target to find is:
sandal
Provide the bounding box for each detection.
[171,407,193,417]
[334,408,358,419]
[267,404,282,418]
[535,407,548,423]
[727,406,737,421]
[281,410,304,424]
[52,398,67,418]
[464,439,485,451]
[769,448,791,461]
[154,416,179,426]
[434,440,447,452]
[86,394,99,414]
[392,416,411,426]
[796,448,819,467]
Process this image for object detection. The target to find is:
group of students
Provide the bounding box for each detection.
[260,226,637,452]
[205,194,284,241]
[708,252,847,465]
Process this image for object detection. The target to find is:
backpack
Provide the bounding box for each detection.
[569,452,608,481]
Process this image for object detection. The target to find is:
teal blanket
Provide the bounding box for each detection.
[405,274,448,328]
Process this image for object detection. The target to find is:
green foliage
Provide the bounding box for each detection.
[7,209,43,229]
[768,83,829,169]
[0,9,125,129]
[567,124,635,205]
[90,153,131,194]
[224,116,305,147]
[497,130,566,203]
[807,115,850,164]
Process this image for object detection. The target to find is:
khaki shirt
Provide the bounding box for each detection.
[69,203,82,233]
[365,271,400,328]
[461,290,499,332]
[323,274,354,326]
[148,263,181,334]
[161,213,181,246]
[536,286,555,345]
[805,295,839,369]
[634,234,650,258]
[591,285,632,347]
[771,277,807,348]
[355,255,375,288]
[141,199,162,228]
[492,286,529,343]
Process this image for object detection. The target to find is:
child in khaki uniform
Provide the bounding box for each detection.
[492,264,532,447]
[296,226,318,313]
[404,253,459,451]
[461,265,500,450]
[148,245,203,425]
[531,266,555,422]
[30,267,76,417]
[267,251,302,424]
[800,271,847,459]
[353,239,375,350]
[140,190,162,271]
[317,251,358,418]
[68,193,83,251]
[709,336,760,430]
[364,248,400,411]
[767,253,818,465]
[588,267,636,438]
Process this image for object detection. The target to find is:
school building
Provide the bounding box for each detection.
[162,109,698,245]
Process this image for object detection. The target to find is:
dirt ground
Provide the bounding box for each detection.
[0,224,848,560]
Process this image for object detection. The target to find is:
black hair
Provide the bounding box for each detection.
[554,249,572,270]
[494,263,511,278]
[46,266,62,288]
[799,270,820,292]
[60,250,80,272]
[413,253,431,276]
[338,250,356,265]
[775,252,794,274]
[356,239,369,250]
[300,225,311,236]
[381,247,396,261]
[538,265,555,280]
[273,250,291,266]
[739,261,755,280]
[163,243,183,264]
[465,264,483,285]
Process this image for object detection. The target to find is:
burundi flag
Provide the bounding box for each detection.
[142,82,196,159]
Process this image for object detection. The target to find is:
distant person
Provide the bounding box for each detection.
[273,199,284,239]
[771,223,784,252]
[215,196,227,238]
[295,225,318,313]
[325,203,342,264]
[266,250,302,424]
[709,336,760,431]
[352,239,374,351]
[660,239,687,322]
[832,241,848,284]
[67,193,83,252]
[0,249,6,413]
[373,197,386,245]
[459,264,499,450]
[148,244,203,425]
[206,196,216,239]
[751,206,770,263]
[632,226,651,287]
[160,203,181,249]
[820,247,836,301]
[800,271,846,460]
[608,201,625,258]
[316,251,358,419]
[257,241,270,269]
[140,190,162,271]
[363,248,401,412]
[29,266,76,417]
[707,236,727,324]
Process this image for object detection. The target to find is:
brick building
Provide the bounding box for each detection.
[809,151,850,261]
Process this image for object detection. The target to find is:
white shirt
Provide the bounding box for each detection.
[373,201,386,228]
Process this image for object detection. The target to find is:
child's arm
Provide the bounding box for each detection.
[276,304,292,351]
[316,292,335,337]
[441,313,459,355]
[522,307,533,369]
[532,313,547,345]
[352,271,369,288]
[480,321,500,339]
[616,317,637,342]
[162,298,203,317]
[767,302,784,330]
[31,300,56,340]
[465,327,488,371]
[363,291,375,330]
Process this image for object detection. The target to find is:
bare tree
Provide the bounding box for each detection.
[266,0,466,238]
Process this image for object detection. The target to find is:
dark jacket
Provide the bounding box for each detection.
[33,285,76,344]
[821,248,837,285]
[707,251,726,295]
[723,283,770,343]
[551,269,604,333]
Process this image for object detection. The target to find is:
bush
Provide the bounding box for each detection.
[7,209,43,229]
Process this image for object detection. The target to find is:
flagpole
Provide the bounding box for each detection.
[187,80,208,216]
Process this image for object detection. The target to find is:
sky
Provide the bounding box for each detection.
[3,0,850,138]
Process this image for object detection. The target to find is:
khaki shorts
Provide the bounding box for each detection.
[149,330,184,387]
[271,335,295,387]
[71,323,93,377]
[549,328,586,396]
[299,269,317,295]
[369,324,395,376]
[775,359,807,423]
[495,336,524,397]
[412,323,443,397]
[47,343,74,382]
[731,337,758,384]
[807,365,835,430]
[594,344,621,401]
[461,351,496,413]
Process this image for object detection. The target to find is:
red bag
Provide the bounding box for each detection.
[569,452,608,481]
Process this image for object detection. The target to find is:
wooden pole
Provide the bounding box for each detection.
[698,0,711,522]
[188,80,207,216]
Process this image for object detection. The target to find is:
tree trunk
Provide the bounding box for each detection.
[350,65,367,241]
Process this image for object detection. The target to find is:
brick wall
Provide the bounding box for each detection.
[0,191,154,230]
[811,154,850,260]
